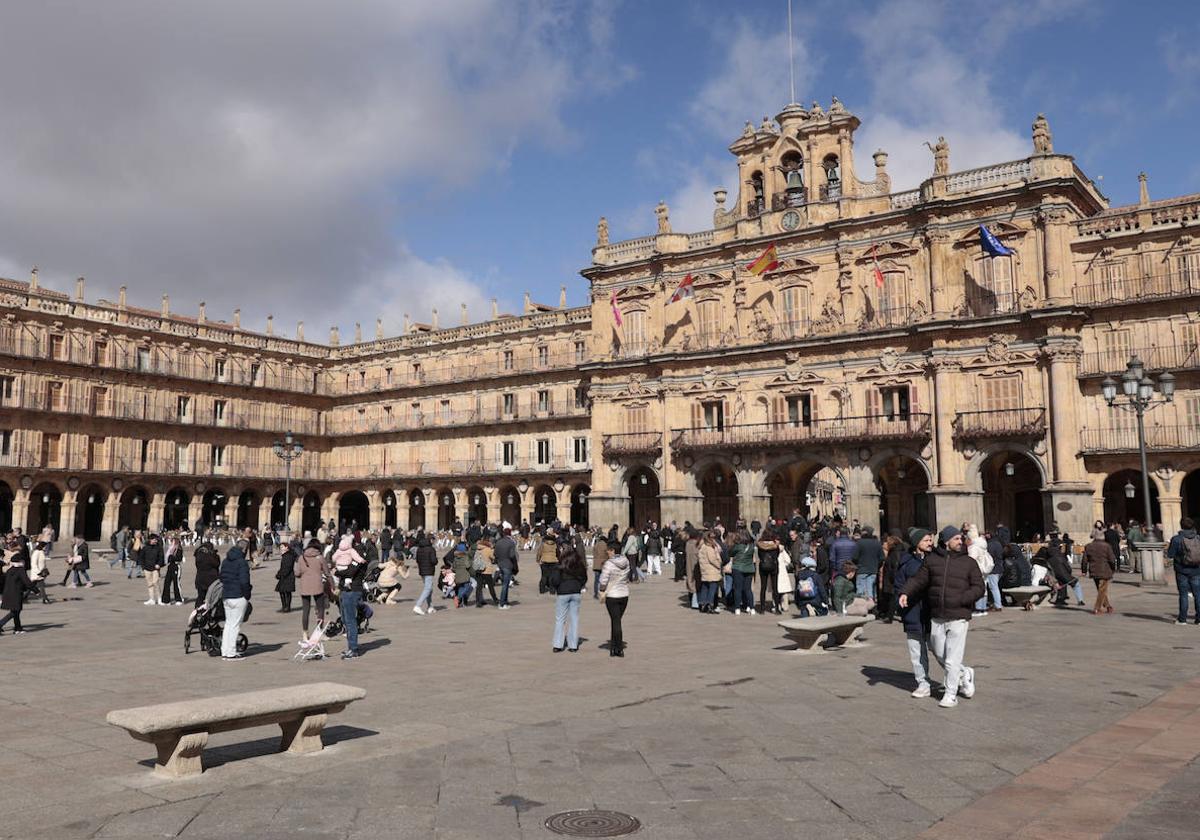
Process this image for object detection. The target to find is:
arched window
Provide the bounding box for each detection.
[822,154,841,199]
[781,152,804,205]
[749,171,765,216]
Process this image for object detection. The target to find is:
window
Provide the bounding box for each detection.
[781,287,810,337]
[1185,396,1200,430]
[981,375,1022,411]
[0,375,13,403]
[972,256,1014,315]
[1178,252,1200,287]
[537,390,549,413]
[211,444,226,468]
[411,362,422,381]
[46,381,65,411]
[1100,261,1126,298]
[93,340,108,365]
[0,430,11,457]
[1102,329,1132,371]
[177,395,191,420]
[537,345,549,366]
[573,436,589,464]
[575,386,587,409]
[877,270,908,323]
[822,154,841,199]
[49,334,65,360]
[439,399,451,421]
[410,401,422,424]
[358,370,366,388]
[502,393,515,416]
[623,310,646,352]
[536,438,551,465]
[625,405,648,434]
[1181,323,1200,365]
[696,301,720,344]
[880,386,911,420]
[176,443,191,472]
[214,400,227,425]
[140,439,150,471]
[786,394,812,426]
[701,400,724,431]
[385,367,393,386]
[91,386,108,415]
[574,341,586,363]
[503,350,513,370]
[137,347,151,372]
[215,358,227,381]
[41,432,62,468]
[88,436,104,470]
[502,441,516,467]
[251,363,262,385]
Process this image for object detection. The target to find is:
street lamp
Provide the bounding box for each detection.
[1124,480,1135,499]
[1004,462,1015,477]
[272,430,304,536]
[1101,355,1175,583]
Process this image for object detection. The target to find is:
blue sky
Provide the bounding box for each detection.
[0,0,1196,333]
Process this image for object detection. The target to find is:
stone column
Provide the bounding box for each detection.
[485,487,501,527]
[1041,341,1094,535]
[923,228,954,318]
[149,490,166,532]
[928,355,959,485]
[60,491,78,540]
[101,489,121,542]
[555,494,572,526]
[321,492,340,533]
[737,467,769,526]
[187,495,204,532]
[258,495,275,531]
[845,465,881,534]
[12,489,30,535]
[1037,205,1073,305]
[1159,494,1182,539]
[367,490,384,532]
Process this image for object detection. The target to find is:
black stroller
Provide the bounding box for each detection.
[184,580,250,655]
[324,596,373,639]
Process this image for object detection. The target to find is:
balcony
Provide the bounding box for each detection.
[1081,425,1200,454]
[601,432,662,458]
[1078,343,1200,378]
[1073,271,1200,307]
[0,333,327,395]
[327,403,589,436]
[771,190,808,211]
[322,456,590,481]
[670,414,931,452]
[952,408,1047,442]
[329,349,584,396]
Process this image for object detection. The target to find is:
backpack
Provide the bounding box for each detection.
[1180,534,1200,568]
[796,575,817,598]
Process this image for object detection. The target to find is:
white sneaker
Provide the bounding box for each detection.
[499,604,510,610]
[734,609,742,615]
[911,684,932,698]
[938,695,959,708]
[412,605,425,615]
[749,607,757,615]
[425,606,435,615]
[959,666,976,699]
[143,599,155,605]
[971,611,987,618]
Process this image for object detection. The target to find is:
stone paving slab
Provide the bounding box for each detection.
[1,561,1199,838]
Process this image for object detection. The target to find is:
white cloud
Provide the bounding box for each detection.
[0,1,624,335]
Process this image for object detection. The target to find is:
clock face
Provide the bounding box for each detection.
[780,210,801,231]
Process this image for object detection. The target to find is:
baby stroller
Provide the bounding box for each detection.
[184,581,250,656]
[293,623,327,661]
[324,597,373,638]
[362,565,386,603]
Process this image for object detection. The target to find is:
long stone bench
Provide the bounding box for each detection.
[1002,585,1052,609]
[106,681,366,778]
[778,615,871,653]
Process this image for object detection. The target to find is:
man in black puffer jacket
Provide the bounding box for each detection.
[412,533,438,615]
[899,525,984,709]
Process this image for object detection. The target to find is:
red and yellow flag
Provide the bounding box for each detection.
[746,243,780,276]
[871,243,885,289]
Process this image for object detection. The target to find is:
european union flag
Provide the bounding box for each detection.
[980,224,1013,257]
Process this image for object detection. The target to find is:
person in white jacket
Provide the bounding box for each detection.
[964,524,995,616]
[29,541,51,604]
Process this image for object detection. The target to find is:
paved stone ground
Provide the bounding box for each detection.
[2,554,1199,839]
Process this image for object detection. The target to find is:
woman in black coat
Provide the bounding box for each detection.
[275,539,298,612]
[193,540,222,605]
[0,561,33,634]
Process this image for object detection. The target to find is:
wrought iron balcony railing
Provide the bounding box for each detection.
[951,408,1047,441]
[326,403,588,437]
[1080,425,1200,454]
[601,432,662,458]
[1078,343,1200,377]
[328,349,584,395]
[670,414,931,452]
[1073,271,1200,307]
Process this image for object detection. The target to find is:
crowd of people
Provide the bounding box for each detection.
[3,507,1200,701]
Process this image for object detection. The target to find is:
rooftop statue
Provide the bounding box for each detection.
[925,136,950,176]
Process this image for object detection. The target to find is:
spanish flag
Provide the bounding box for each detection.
[746,243,780,276]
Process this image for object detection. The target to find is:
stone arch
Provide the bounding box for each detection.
[202,487,229,528]
[75,482,106,540]
[1102,469,1160,528]
[338,490,370,531]
[626,466,661,529]
[235,489,261,530]
[118,484,151,531]
[963,443,1049,493]
[532,484,557,525]
[498,484,521,527]
[698,463,739,526]
[381,488,398,529]
[0,480,12,534]
[28,481,64,535]
[163,486,190,531]
[973,448,1047,540]
[407,488,427,531]
[465,485,487,527]
[571,483,590,528]
[870,451,933,533]
[301,489,322,535]
[271,489,289,531]
[435,486,456,530]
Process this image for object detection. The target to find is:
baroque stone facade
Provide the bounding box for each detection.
[4,101,1200,540]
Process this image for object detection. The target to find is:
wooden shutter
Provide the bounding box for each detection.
[772,395,786,425]
[690,401,703,430]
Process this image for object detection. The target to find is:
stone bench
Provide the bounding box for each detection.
[778,615,871,653]
[1002,586,1052,609]
[106,681,366,778]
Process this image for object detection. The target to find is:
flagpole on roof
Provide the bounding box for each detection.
[787,0,796,104]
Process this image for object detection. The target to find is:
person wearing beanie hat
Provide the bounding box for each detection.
[894,529,934,697]
[898,525,984,708]
[792,553,827,617]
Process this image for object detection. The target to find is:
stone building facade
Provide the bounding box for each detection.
[3,102,1199,542]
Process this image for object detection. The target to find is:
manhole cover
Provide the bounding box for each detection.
[544,809,641,837]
